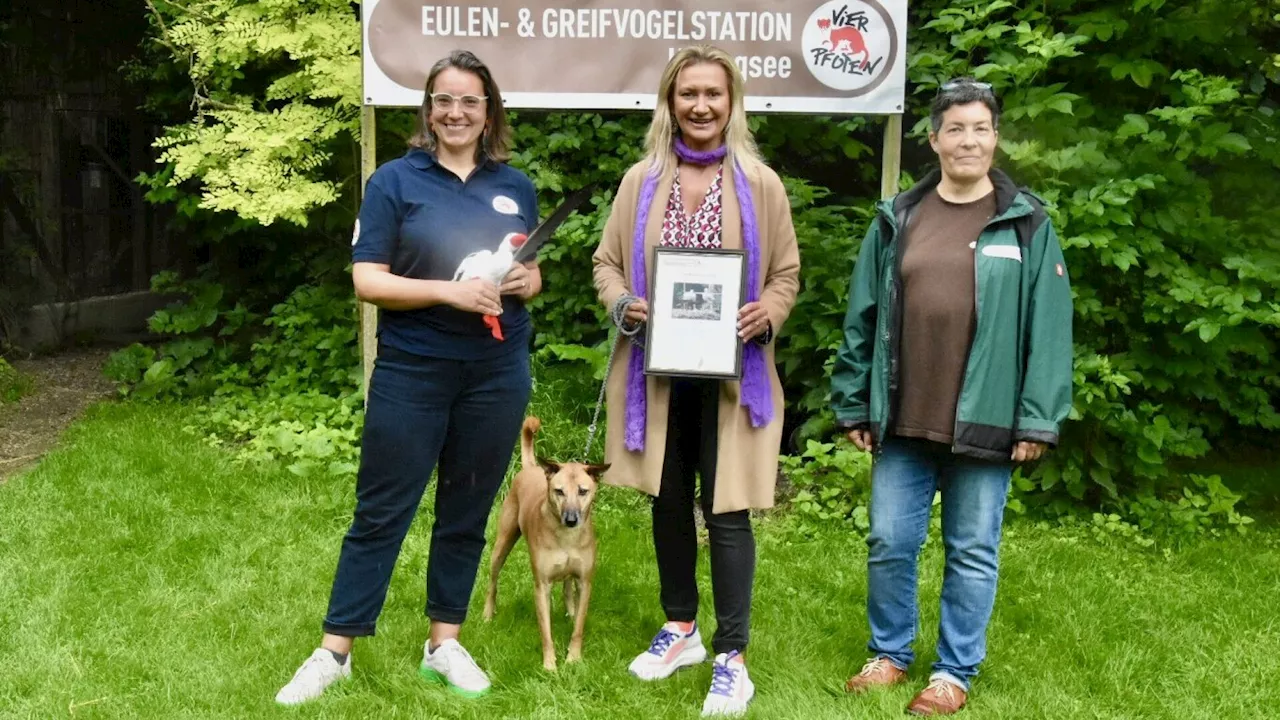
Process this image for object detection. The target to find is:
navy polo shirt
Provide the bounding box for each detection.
[352,149,538,360]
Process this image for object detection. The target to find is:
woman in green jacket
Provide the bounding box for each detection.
[830,78,1073,716]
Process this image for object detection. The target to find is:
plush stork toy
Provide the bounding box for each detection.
[452,232,528,340]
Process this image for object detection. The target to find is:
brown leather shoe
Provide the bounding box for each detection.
[844,657,907,694]
[906,677,968,715]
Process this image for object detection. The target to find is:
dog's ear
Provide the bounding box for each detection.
[537,457,562,477]
[584,463,610,479]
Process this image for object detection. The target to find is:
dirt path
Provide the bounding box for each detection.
[0,348,116,482]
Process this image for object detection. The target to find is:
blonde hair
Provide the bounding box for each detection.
[643,45,763,180]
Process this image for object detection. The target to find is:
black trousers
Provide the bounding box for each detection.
[652,378,756,655]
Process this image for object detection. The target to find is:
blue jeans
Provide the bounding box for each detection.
[322,344,531,634]
[865,436,1012,689]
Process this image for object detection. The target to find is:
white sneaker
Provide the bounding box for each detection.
[274,648,351,706]
[420,638,492,698]
[628,621,708,681]
[700,651,754,717]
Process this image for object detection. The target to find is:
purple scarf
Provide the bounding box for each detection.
[624,137,773,451]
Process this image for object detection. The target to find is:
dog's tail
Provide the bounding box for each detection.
[520,416,541,470]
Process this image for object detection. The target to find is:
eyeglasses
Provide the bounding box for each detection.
[939,79,993,92]
[429,93,488,111]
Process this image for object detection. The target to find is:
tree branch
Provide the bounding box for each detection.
[143,0,251,116]
[193,93,250,112]
[142,0,182,59]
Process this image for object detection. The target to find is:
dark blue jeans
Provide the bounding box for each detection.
[322,344,531,635]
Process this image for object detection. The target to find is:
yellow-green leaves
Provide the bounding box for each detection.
[144,0,360,225]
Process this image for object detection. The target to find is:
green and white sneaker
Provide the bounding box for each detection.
[419,638,491,698]
[275,648,351,705]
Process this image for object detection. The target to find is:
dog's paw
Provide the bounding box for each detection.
[566,650,582,664]
[542,659,558,672]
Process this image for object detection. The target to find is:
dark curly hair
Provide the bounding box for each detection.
[930,77,1001,133]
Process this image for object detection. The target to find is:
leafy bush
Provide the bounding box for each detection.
[777,0,1277,537]
[105,269,362,474]
[0,358,32,404]
[192,387,363,477]
[779,439,873,535]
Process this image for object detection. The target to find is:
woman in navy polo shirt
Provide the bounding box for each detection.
[276,50,540,705]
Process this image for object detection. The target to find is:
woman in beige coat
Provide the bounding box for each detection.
[591,45,799,718]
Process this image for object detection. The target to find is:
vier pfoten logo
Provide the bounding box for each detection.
[801,0,898,95]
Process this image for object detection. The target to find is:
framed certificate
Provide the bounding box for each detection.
[644,247,747,379]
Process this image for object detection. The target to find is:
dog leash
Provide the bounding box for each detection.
[583,294,645,458]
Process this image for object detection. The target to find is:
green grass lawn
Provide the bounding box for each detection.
[2,400,1279,719]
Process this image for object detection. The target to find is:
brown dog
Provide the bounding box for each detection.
[483,417,608,671]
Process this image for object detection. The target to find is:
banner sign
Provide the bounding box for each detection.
[362,0,908,114]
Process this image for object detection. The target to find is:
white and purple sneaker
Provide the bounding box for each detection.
[627,621,708,680]
[700,651,754,717]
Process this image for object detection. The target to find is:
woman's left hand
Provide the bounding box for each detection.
[737,302,771,340]
[499,262,535,300]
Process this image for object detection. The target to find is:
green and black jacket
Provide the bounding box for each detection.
[830,169,1074,462]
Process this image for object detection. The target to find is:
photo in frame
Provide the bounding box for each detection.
[644,247,747,379]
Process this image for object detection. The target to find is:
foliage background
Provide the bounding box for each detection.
[113,0,1280,539]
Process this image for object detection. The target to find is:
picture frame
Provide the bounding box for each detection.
[644,246,747,379]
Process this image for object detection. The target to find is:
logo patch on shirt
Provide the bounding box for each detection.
[1056,263,1064,277]
[981,245,1022,262]
[351,219,360,247]
[492,195,519,215]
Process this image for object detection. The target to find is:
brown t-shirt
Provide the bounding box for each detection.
[892,189,996,444]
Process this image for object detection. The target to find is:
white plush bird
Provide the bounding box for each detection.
[452,232,528,340]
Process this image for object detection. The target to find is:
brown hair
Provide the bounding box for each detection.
[408,50,512,163]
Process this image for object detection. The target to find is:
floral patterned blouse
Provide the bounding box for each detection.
[660,164,724,249]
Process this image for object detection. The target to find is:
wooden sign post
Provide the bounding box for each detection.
[881,114,902,200]
[359,104,379,400]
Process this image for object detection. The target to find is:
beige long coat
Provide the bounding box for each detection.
[591,158,800,514]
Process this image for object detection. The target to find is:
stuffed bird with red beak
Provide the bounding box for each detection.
[452,232,528,340]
